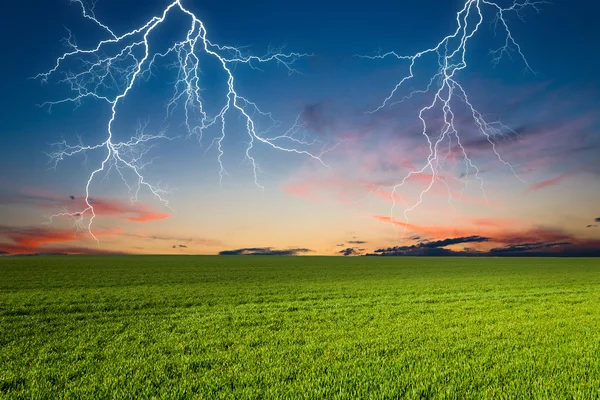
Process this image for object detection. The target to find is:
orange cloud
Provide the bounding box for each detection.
[373,215,479,238]
[125,210,170,222]
[0,225,123,254]
[372,215,574,245]
[84,198,171,223]
[284,170,471,207]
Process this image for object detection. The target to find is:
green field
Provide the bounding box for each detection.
[1,256,599,399]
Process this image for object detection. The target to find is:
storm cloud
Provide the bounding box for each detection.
[339,247,360,256]
[219,247,312,256]
[370,236,491,256]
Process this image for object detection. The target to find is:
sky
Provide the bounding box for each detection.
[0,0,599,256]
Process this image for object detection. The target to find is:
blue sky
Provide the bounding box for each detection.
[0,0,599,256]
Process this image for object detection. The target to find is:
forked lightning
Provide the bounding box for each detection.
[37,0,335,241]
[363,0,545,237]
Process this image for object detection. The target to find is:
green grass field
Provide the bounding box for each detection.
[1,256,599,399]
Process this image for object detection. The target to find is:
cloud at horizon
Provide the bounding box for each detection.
[218,247,313,256]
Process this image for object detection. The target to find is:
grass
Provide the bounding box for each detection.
[1,256,599,399]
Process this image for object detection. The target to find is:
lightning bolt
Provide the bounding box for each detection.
[36,0,336,242]
[362,0,546,238]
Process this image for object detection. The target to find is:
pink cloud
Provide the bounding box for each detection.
[372,214,576,245]
[0,225,123,254]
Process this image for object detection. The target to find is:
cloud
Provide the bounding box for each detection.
[419,236,490,248]
[371,236,490,256]
[369,239,600,257]
[369,216,600,257]
[587,225,598,228]
[0,222,220,255]
[372,215,575,245]
[0,242,127,255]
[485,241,600,257]
[460,124,534,152]
[219,247,313,256]
[370,247,456,257]
[348,240,366,244]
[488,241,571,255]
[339,247,360,256]
[0,189,170,223]
[0,224,120,248]
[284,85,600,217]
[300,103,336,134]
[125,210,170,223]
[0,224,123,254]
[596,217,600,223]
[2,252,67,257]
[87,198,170,223]
[462,103,599,170]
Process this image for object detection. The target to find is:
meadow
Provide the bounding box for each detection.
[1,256,599,399]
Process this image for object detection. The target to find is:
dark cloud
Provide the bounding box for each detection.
[178,244,188,248]
[5,252,67,257]
[488,241,571,255]
[368,236,600,257]
[301,103,335,134]
[219,247,312,256]
[420,236,490,248]
[586,218,600,228]
[458,169,491,179]
[487,241,600,257]
[348,240,366,244]
[369,236,490,256]
[460,124,532,151]
[339,247,358,256]
[370,247,457,257]
[336,243,345,247]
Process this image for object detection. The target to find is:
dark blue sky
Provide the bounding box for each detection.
[2,0,598,131]
[1,0,599,186]
[0,0,599,256]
